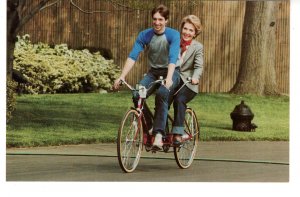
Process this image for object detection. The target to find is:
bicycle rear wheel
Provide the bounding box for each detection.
[174,108,199,169]
[117,109,143,173]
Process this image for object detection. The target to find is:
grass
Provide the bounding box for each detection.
[6,91,289,147]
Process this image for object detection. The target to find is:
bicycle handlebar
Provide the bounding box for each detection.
[120,77,165,98]
[120,76,193,97]
[173,77,192,95]
[119,79,135,91]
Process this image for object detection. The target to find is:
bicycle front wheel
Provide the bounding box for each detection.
[174,108,199,169]
[117,109,143,173]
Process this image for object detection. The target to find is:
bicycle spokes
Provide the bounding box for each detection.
[117,110,143,173]
[174,108,199,169]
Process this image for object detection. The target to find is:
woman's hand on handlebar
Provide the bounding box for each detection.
[191,78,199,85]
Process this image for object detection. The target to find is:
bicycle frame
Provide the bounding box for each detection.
[120,78,194,151]
[117,78,200,171]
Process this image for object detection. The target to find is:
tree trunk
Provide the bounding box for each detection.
[7,0,20,79]
[230,1,279,95]
[6,0,50,79]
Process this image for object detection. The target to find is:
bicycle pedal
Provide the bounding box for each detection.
[151,145,161,152]
[162,145,170,152]
[145,147,151,152]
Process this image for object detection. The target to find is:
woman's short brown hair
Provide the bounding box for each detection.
[151,4,169,20]
[180,15,203,37]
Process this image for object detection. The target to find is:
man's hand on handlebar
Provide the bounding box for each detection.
[164,78,173,89]
[113,77,125,90]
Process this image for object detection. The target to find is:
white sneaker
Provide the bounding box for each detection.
[148,127,153,135]
[182,134,190,140]
[152,133,163,149]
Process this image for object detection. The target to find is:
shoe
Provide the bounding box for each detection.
[152,133,163,150]
[173,134,182,146]
[148,127,153,135]
[181,134,190,140]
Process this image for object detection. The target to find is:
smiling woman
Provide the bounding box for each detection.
[169,15,204,144]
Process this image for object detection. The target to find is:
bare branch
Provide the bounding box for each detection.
[70,0,152,14]
[70,0,110,14]
[15,0,53,34]
[108,0,139,11]
[18,0,26,14]
[40,0,61,11]
[108,0,152,11]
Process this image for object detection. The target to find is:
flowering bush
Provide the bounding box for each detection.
[14,35,120,94]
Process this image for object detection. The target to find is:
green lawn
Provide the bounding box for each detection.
[6,92,289,147]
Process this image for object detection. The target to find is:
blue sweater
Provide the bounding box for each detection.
[128,27,180,68]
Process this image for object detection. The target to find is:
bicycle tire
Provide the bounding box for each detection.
[174,108,199,169]
[117,109,143,173]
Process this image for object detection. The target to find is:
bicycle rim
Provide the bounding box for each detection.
[117,109,143,173]
[174,108,199,169]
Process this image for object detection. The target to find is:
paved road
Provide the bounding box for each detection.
[6,141,289,182]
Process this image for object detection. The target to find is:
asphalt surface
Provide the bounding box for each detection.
[6,141,289,182]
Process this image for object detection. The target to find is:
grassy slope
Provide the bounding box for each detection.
[6,92,289,147]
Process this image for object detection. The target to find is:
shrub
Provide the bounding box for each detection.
[14,35,121,94]
[6,78,17,123]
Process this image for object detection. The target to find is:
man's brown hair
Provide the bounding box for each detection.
[151,4,169,20]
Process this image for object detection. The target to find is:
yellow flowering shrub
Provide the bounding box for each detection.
[14,35,120,94]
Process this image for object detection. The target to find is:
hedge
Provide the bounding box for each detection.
[14,35,121,94]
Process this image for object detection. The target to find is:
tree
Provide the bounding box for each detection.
[7,0,53,79]
[230,1,279,96]
[6,0,152,80]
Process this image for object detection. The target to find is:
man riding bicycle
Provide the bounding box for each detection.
[114,4,180,150]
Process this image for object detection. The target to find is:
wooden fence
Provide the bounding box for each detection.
[19,0,290,94]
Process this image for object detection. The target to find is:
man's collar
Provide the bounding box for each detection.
[153,27,166,36]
